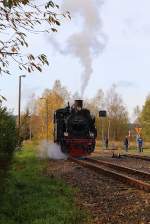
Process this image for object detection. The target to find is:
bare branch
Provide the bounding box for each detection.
[0,1,70,74]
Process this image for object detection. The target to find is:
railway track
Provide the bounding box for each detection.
[122,154,150,161]
[70,157,150,192]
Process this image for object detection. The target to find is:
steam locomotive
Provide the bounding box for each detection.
[54,100,97,157]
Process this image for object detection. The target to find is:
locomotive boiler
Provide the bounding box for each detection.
[54,100,97,157]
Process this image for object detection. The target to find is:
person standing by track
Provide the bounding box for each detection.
[124,136,129,152]
[104,135,109,150]
[137,136,143,152]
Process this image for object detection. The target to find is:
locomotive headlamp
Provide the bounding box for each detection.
[90,132,94,137]
[64,132,68,137]
[77,106,82,111]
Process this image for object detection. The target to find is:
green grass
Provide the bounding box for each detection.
[0,143,88,224]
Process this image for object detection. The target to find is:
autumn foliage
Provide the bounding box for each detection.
[21,81,129,142]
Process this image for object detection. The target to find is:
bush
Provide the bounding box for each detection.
[0,106,17,191]
[0,107,17,158]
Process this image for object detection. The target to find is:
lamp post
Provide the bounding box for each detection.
[99,110,107,150]
[18,75,26,139]
[40,97,48,142]
[107,119,111,140]
[29,114,32,141]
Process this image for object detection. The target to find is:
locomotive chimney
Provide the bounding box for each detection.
[74,100,83,111]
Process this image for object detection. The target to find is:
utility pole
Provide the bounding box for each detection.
[99,110,107,150]
[29,115,32,141]
[40,97,48,142]
[107,119,111,140]
[46,98,48,142]
[101,117,104,148]
[18,75,26,141]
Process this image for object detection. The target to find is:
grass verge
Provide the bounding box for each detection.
[0,143,88,224]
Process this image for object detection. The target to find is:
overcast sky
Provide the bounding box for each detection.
[1,0,150,120]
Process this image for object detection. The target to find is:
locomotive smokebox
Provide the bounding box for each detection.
[74,100,83,111]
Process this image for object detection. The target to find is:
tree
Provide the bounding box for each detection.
[28,80,70,140]
[84,89,105,140]
[140,95,150,140]
[85,89,104,115]
[0,105,17,192]
[0,0,70,74]
[52,80,70,103]
[133,105,141,124]
[0,95,6,103]
[20,108,31,140]
[105,85,129,140]
[0,106,17,158]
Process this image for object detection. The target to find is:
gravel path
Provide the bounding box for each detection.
[46,160,150,224]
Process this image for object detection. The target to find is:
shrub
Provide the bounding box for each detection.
[0,107,17,158]
[0,106,17,191]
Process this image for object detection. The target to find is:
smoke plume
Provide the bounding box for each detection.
[38,140,68,160]
[61,0,106,96]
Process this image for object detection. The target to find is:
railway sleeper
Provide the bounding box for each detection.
[87,158,150,179]
[70,158,150,193]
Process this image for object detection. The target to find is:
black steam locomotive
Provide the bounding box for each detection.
[54,100,97,157]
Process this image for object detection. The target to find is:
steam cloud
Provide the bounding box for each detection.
[38,140,68,160]
[61,0,106,96]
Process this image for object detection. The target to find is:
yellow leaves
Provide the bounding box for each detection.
[11,47,17,53]
[33,90,64,140]
[0,95,7,103]
[51,28,58,32]
[3,0,30,8]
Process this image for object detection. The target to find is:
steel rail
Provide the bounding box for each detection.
[123,154,150,161]
[69,157,150,192]
[87,157,150,179]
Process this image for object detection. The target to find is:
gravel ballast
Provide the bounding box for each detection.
[46,160,150,224]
